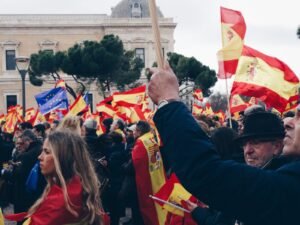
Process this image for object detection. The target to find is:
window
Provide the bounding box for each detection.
[6,50,16,70]
[135,48,145,62]
[43,49,54,54]
[134,3,139,8]
[39,40,58,52]
[6,95,17,112]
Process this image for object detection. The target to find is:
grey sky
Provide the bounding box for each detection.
[1,0,299,82]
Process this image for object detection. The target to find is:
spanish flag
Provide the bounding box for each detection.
[154,174,205,217]
[67,95,88,116]
[217,7,246,78]
[112,85,146,107]
[129,105,146,123]
[202,103,214,116]
[215,110,226,124]
[3,109,19,133]
[230,94,249,114]
[192,104,203,116]
[193,89,203,102]
[96,103,115,118]
[132,132,167,225]
[32,110,47,126]
[55,79,66,89]
[231,45,299,113]
[25,107,36,122]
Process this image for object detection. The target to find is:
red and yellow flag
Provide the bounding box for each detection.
[154,174,206,218]
[112,85,146,107]
[3,106,23,133]
[193,89,203,102]
[192,104,203,116]
[130,105,147,124]
[132,132,167,225]
[215,110,226,124]
[230,94,248,114]
[96,103,115,118]
[217,7,246,79]
[55,79,66,89]
[25,108,36,122]
[67,95,87,116]
[32,110,47,126]
[202,103,214,116]
[231,45,299,113]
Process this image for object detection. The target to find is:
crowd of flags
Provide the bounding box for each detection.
[218,7,299,114]
[0,6,299,224]
[0,80,155,135]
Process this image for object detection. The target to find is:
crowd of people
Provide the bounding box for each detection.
[0,63,299,225]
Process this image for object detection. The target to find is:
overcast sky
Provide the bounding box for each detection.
[1,0,299,91]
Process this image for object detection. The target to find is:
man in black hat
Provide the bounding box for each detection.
[237,112,284,168]
[148,63,300,225]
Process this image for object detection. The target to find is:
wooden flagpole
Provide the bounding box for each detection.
[148,0,164,69]
[149,195,191,213]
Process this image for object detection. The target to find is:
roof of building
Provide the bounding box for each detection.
[111,0,164,18]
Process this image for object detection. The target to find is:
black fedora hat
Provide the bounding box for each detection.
[235,112,285,143]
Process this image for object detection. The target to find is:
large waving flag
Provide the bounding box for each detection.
[132,132,167,225]
[231,45,299,113]
[217,7,246,79]
[112,85,146,107]
[35,87,69,115]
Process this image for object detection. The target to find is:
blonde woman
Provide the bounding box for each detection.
[6,130,103,225]
[57,116,82,135]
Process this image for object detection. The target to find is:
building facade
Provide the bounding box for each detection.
[0,0,176,114]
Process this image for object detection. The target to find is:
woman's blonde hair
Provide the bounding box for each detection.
[57,116,82,135]
[28,131,102,225]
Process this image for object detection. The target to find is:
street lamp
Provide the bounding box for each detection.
[15,56,30,118]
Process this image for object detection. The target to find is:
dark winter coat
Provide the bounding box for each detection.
[154,101,300,225]
[12,140,43,212]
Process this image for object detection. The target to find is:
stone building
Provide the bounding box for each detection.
[0,0,176,114]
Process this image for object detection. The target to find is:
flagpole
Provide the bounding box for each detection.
[225,74,233,128]
[148,0,164,69]
[149,195,191,213]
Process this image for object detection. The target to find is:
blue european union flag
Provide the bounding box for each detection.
[35,87,69,115]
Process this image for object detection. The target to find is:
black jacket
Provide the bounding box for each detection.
[13,140,43,212]
[154,101,300,225]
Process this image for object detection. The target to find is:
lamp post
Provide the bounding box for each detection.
[15,56,30,118]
